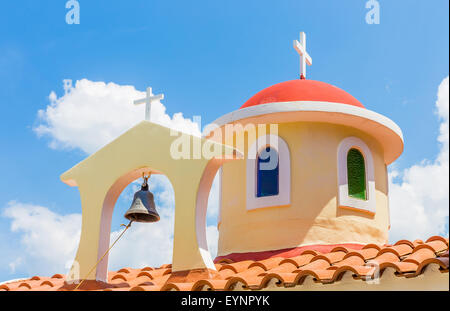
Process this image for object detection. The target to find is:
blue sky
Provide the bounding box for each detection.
[0,1,448,282]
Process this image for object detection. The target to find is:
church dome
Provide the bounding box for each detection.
[208,78,403,165]
[240,79,364,109]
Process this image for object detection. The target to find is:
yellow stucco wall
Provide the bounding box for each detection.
[218,122,390,256]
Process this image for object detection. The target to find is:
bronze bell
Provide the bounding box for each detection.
[124,174,160,223]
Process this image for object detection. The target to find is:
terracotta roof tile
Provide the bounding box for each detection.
[226,277,248,290]
[332,253,365,268]
[261,272,298,287]
[110,274,128,283]
[278,252,316,267]
[378,244,414,257]
[2,235,448,291]
[434,257,449,270]
[403,246,436,265]
[248,257,284,270]
[347,248,378,260]
[224,276,249,290]
[426,235,449,245]
[362,243,382,251]
[416,256,449,275]
[369,251,400,265]
[424,240,448,253]
[318,250,347,264]
[192,279,229,291]
[240,276,264,289]
[333,265,376,281]
[217,268,237,279]
[412,239,424,247]
[330,246,351,253]
[379,261,419,274]
[262,262,297,274]
[439,250,449,257]
[297,269,335,284]
[232,265,266,278]
[215,258,233,264]
[394,239,416,248]
[160,282,195,291]
[295,258,330,271]
[107,286,142,291]
[219,260,254,273]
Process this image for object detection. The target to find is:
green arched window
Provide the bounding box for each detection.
[347,148,367,200]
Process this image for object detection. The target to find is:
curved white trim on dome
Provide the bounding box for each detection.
[206,101,404,165]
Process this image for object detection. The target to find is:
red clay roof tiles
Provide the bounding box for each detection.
[1,235,448,291]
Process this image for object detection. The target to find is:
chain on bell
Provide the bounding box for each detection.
[124,173,160,223]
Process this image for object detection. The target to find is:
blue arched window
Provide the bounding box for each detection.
[257,146,279,197]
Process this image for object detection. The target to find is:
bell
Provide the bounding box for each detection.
[124,174,160,223]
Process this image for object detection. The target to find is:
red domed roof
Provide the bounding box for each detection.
[240,79,364,109]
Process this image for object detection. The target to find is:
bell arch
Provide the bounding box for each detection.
[61,122,241,283]
[96,167,169,281]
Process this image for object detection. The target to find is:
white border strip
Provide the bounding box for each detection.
[210,101,403,141]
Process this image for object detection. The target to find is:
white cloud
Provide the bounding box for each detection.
[8,257,23,274]
[2,202,82,276]
[34,79,201,154]
[388,77,449,242]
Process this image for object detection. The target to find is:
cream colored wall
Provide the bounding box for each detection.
[218,122,390,256]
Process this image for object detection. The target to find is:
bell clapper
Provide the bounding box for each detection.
[142,172,151,187]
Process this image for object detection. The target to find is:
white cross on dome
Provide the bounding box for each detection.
[293,32,312,79]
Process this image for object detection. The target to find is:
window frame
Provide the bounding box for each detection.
[246,134,290,210]
[337,137,376,214]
